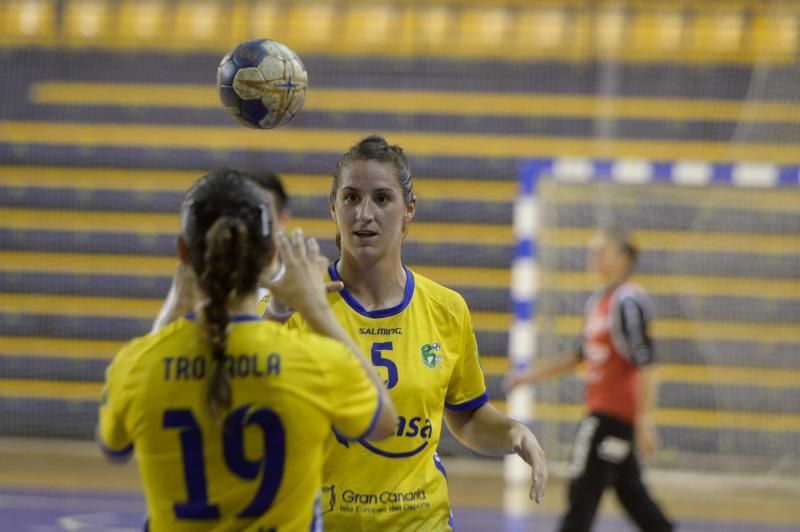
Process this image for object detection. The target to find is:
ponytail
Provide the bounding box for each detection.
[181,168,275,419]
[199,216,249,418]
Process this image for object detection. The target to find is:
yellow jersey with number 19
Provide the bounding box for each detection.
[98,315,382,532]
[287,264,488,531]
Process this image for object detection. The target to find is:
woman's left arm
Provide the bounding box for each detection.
[444,404,547,503]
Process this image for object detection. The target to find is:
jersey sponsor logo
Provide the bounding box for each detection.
[348,414,434,458]
[358,439,428,459]
[334,487,431,514]
[420,343,442,369]
[358,327,403,335]
[396,415,433,439]
[342,488,427,505]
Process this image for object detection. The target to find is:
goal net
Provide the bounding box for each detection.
[517,174,800,478]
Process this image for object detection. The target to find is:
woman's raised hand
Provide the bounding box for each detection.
[264,228,342,317]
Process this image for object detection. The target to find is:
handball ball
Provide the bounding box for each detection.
[217,39,308,129]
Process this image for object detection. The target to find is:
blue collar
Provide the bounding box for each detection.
[329,261,415,319]
[185,312,261,323]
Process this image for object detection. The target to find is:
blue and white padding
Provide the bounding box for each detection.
[503,164,542,485]
[547,157,800,187]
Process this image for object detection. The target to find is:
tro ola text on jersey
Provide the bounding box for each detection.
[162,353,282,381]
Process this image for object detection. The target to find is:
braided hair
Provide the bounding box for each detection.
[181,168,275,418]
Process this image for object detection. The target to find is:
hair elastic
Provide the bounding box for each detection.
[258,203,272,237]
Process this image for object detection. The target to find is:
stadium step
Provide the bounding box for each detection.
[7,120,800,164]
[0,166,518,200]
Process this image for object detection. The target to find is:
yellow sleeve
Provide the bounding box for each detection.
[323,342,382,440]
[445,303,489,412]
[97,342,137,460]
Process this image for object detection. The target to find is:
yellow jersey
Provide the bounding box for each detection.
[98,314,382,532]
[287,264,488,531]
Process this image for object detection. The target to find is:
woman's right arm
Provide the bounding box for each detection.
[265,229,397,440]
[300,305,397,440]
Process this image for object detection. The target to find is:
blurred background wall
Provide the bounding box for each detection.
[0,0,798,484]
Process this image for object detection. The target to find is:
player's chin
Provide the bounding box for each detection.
[347,244,385,263]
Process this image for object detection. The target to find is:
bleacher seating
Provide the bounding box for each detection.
[0,0,798,475]
[0,0,798,63]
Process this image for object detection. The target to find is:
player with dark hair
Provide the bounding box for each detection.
[281,135,547,530]
[247,169,290,219]
[97,168,397,531]
[151,169,292,331]
[506,228,673,532]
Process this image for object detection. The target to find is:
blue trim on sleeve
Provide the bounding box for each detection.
[95,425,134,462]
[329,261,415,318]
[98,439,134,461]
[444,391,490,412]
[332,387,384,443]
[357,391,384,441]
[332,427,350,447]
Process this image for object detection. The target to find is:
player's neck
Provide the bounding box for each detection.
[207,292,259,317]
[337,254,407,311]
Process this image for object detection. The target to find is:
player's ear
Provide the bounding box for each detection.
[257,244,279,287]
[278,209,291,229]
[329,201,336,221]
[176,237,189,264]
[403,195,416,224]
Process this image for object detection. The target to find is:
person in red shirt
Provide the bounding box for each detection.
[506,228,673,532]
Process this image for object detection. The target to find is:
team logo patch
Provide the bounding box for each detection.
[420,343,442,368]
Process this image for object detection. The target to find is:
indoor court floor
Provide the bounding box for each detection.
[1,439,797,532]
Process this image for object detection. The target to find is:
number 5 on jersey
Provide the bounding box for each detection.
[371,342,398,389]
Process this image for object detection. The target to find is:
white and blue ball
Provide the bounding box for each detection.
[217,39,308,129]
